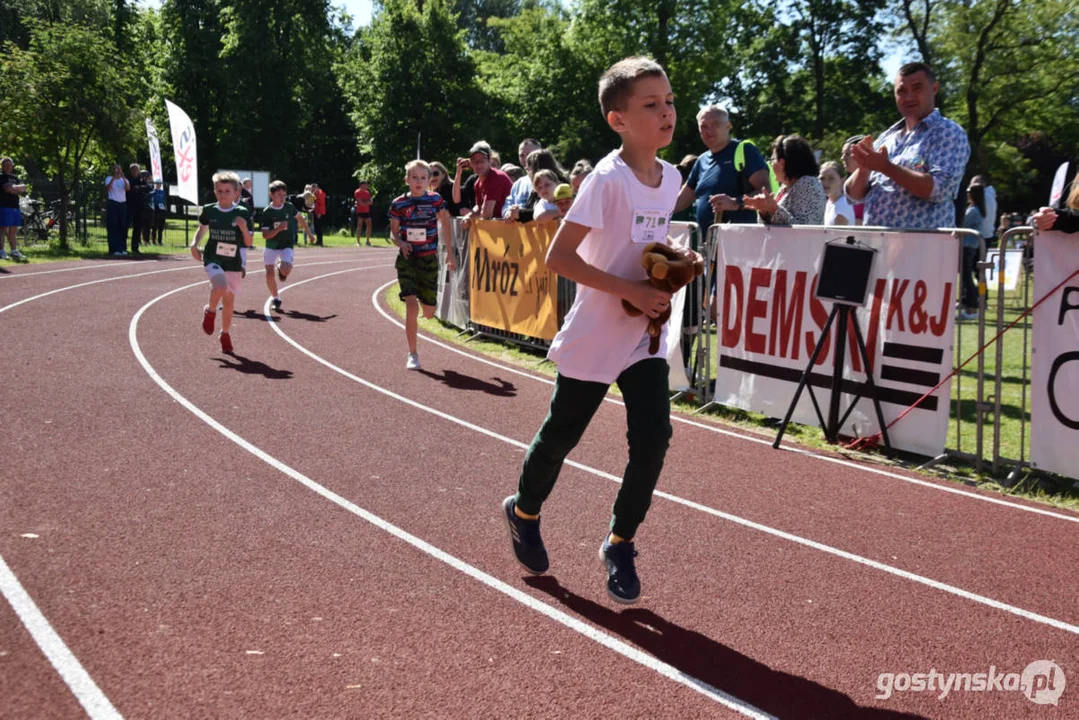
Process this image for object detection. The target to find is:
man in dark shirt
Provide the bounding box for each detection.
[0,156,28,261]
[126,163,149,255]
[674,105,771,235]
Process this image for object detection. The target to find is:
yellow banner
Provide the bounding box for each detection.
[468,219,559,341]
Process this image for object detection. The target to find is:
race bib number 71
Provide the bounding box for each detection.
[631,209,669,244]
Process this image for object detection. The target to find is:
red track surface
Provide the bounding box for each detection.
[1,248,1076,719]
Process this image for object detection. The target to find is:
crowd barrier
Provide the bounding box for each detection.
[430,217,1076,482]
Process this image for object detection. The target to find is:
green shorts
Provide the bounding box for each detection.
[396,252,439,307]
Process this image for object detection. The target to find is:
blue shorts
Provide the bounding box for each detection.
[0,207,22,227]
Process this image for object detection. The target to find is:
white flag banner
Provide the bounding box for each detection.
[1030,231,1079,479]
[713,225,959,457]
[986,249,1024,292]
[145,118,163,184]
[164,99,198,205]
[666,222,696,392]
[1049,161,1069,207]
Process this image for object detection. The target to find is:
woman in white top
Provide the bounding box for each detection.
[819,161,854,226]
[104,163,130,256]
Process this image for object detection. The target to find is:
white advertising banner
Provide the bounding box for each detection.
[986,249,1023,292]
[714,225,958,457]
[145,119,163,184]
[164,99,198,205]
[1030,231,1079,479]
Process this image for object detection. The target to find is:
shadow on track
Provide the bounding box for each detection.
[278,309,338,323]
[418,368,516,397]
[235,309,280,323]
[524,576,927,720]
[214,353,293,380]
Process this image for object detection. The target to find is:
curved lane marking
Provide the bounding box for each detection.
[129,268,773,719]
[0,255,368,720]
[271,271,1078,636]
[370,281,1079,525]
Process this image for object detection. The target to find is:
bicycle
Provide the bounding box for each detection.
[19,199,50,241]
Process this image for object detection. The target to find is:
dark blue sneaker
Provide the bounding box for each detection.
[272,297,283,312]
[502,496,548,574]
[599,538,640,604]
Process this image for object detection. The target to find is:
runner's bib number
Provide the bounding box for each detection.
[216,242,238,258]
[406,227,427,244]
[631,209,669,244]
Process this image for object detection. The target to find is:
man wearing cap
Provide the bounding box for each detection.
[459,140,513,222]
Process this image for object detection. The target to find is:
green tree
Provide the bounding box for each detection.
[0,21,138,248]
[338,0,485,199]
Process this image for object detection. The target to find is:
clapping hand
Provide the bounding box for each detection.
[742,188,778,216]
[850,136,889,172]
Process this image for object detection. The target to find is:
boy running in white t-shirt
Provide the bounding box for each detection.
[190,172,252,354]
[502,57,700,604]
[259,180,314,312]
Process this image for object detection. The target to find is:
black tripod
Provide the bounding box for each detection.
[773,302,892,452]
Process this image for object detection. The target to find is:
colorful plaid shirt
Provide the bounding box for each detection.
[862,109,970,230]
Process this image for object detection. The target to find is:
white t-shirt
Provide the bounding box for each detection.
[824,195,854,226]
[105,176,127,202]
[547,150,682,383]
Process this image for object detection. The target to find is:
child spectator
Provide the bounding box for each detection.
[530,169,562,222]
[190,171,252,354]
[259,180,314,312]
[569,159,594,194]
[388,160,456,370]
[354,179,373,246]
[553,183,574,216]
[819,161,854,226]
[502,57,698,605]
[151,181,167,245]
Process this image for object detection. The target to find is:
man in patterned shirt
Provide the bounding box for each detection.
[845,62,970,230]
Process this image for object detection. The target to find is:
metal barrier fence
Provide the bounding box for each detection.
[430,217,1059,481]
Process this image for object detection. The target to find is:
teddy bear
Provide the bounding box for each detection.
[622,240,704,354]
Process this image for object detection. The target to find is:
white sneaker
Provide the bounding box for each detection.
[406,352,421,370]
[10,249,25,261]
[0,249,7,260]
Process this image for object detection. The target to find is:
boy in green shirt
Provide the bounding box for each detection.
[259,180,313,312]
[190,172,252,353]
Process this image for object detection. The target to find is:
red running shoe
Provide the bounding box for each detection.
[202,307,215,335]
[220,332,233,354]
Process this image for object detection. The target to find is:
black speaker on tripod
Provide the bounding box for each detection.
[773,236,892,452]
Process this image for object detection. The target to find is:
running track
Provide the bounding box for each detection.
[1,248,1075,719]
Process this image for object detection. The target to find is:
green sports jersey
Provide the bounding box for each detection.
[259,202,299,250]
[198,203,250,272]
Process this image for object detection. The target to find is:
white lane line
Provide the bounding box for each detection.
[0,255,363,316]
[369,280,1079,525]
[0,553,123,719]
[0,261,130,278]
[277,270,1077,636]
[129,271,772,719]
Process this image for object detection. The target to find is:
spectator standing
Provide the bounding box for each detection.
[0,157,28,261]
[138,170,156,249]
[126,163,148,255]
[819,161,855,226]
[674,105,771,236]
[354,179,373,246]
[240,177,254,217]
[845,62,970,230]
[744,135,826,225]
[461,141,513,221]
[311,182,327,245]
[505,138,542,212]
[151,181,167,245]
[505,149,568,223]
[958,183,986,320]
[569,160,593,194]
[105,163,130,256]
